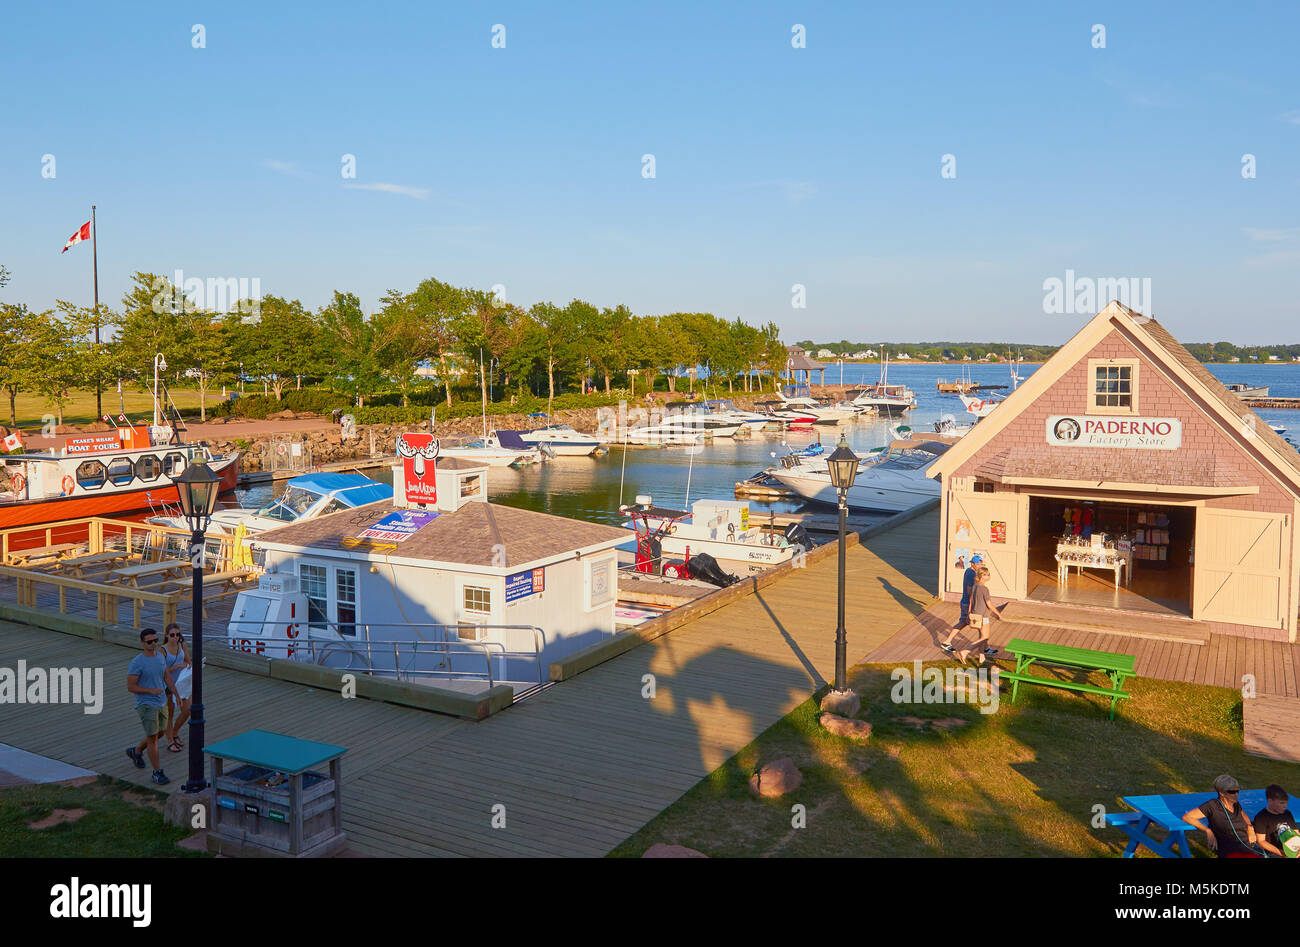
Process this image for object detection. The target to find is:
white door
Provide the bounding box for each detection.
[947,487,1028,600]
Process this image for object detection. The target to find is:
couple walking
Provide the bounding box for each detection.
[124,624,193,785]
[940,554,1003,665]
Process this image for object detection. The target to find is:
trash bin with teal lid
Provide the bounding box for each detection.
[205,729,347,857]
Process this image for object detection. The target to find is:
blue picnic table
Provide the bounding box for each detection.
[1111,789,1297,858]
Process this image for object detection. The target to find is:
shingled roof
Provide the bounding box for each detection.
[254,499,629,569]
[973,448,1251,488]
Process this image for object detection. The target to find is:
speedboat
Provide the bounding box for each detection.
[621,423,707,445]
[778,384,856,423]
[848,350,917,417]
[768,442,946,513]
[513,424,602,456]
[700,399,773,432]
[754,401,819,428]
[149,472,388,536]
[657,403,744,438]
[959,392,1001,418]
[439,433,543,467]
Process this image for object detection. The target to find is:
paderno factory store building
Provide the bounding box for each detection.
[927,301,1300,641]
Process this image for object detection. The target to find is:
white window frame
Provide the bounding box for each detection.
[1088,358,1139,415]
[298,561,361,637]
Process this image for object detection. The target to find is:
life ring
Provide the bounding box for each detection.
[61,475,75,495]
[276,443,288,457]
[10,473,24,493]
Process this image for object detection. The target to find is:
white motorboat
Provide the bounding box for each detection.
[1227,383,1269,399]
[768,442,946,513]
[621,423,708,445]
[439,433,543,466]
[701,399,774,432]
[149,472,389,536]
[663,401,747,437]
[849,351,917,416]
[778,384,856,423]
[620,496,806,574]
[513,424,603,456]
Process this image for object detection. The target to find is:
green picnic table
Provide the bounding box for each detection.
[1001,637,1136,720]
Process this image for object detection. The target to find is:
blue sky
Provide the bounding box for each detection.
[2,1,1298,343]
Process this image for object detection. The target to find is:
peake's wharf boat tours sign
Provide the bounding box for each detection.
[1046,416,1183,450]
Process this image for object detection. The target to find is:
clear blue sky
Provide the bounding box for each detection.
[2,1,1297,344]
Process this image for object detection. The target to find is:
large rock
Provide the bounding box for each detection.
[820,714,873,742]
[81,420,114,433]
[820,689,861,718]
[163,789,211,828]
[748,757,803,797]
[642,843,707,858]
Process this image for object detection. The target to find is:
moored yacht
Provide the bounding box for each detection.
[513,424,603,456]
[768,441,946,513]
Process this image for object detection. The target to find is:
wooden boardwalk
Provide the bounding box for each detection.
[866,599,1300,697]
[0,511,939,857]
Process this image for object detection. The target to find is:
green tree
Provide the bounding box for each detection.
[0,302,45,427]
[234,295,319,401]
[35,303,98,425]
[529,301,576,404]
[318,292,382,406]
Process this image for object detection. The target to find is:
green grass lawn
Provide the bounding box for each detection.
[610,662,1299,857]
[0,774,204,857]
[6,388,212,430]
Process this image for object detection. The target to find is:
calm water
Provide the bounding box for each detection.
[233,362,1300,528]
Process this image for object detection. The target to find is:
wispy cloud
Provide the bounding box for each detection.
[1282,110,1300,125]
[263,159,313,180]
[1243,227,1300,242]
[343,182,430,199]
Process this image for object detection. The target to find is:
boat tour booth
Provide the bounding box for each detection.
[227,439,630,687]
[927,301,1300,641]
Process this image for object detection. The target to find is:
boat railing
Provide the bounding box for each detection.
[210,621,549,688]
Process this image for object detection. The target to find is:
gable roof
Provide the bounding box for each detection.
[927,301,1300,494]
[254,499,629,570]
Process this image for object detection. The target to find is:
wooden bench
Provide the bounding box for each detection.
[107,559,190,589]
[7,543,82,566]
[51,550,134,580]
[160,571,257,618]
[1002,637,1136,720]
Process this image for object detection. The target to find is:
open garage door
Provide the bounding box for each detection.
[1194,509,1290,628]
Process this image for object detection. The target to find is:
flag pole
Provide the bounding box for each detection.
[92,205,101,416]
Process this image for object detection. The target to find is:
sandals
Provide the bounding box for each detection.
[167,740,184,753]
[939,643,955,654]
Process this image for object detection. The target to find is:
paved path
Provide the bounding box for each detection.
[0,511,938,856]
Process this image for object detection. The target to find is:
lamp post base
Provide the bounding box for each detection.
[820,688,861,718]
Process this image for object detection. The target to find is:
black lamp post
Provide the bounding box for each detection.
[825,434,861,692]
[171,457,221,794]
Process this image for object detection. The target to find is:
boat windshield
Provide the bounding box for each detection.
[258,485,323,521]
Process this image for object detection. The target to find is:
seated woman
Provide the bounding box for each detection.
[1182,775,1266,857]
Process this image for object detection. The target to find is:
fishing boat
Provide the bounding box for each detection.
[620,496,807,575]
[148,472,388,536]
[848,350,917,416]
[514,423,603,456]
[767,441,947,513]
[1226,383,1269,398]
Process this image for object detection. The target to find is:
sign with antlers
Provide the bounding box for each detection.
[396,433,440,506]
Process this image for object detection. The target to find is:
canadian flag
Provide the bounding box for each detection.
[62,221,91,253]
[3,433,22,452]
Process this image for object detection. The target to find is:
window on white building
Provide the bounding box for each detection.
[336,568,357,637]
[300,564,328,630]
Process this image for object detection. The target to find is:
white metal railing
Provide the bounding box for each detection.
[210,621,548,688]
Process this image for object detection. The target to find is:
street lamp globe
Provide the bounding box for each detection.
[826,435,860,491]
[173,458,221,535]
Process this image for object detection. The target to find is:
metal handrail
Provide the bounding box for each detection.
[212,620,548,686]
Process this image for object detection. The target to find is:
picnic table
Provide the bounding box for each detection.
[108,559,190,589]
[1111,789,1296,858]
[1001,637,1136,720]
[51,550,134,580]
[7,543,82,566]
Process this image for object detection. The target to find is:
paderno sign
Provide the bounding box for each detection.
[1046,416,1182,450]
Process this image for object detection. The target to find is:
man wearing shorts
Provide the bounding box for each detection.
[939,554,983,653]
[125,627,173,785]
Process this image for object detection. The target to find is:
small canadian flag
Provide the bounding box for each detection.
[3,433,22,452]
[62,221,91,253]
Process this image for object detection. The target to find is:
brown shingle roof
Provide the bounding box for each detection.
[974,448,1249,488]
[254,499,629,568]
[1134,313,1300,483]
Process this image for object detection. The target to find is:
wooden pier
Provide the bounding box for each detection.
[1242,396,1300,410]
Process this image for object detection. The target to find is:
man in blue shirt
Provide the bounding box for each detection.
[125,627,174,785]
[939,554,983,653]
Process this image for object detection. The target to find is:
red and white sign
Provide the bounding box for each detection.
[1046,415,1182,450]
[2,433,21,452]
[64,433,124,454]
[62,221,91,253]
[396,434,439,506]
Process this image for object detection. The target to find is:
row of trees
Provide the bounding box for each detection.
[795,340,1063,362]
[0,269,790,423]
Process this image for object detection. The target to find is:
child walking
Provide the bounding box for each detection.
[958,567,1002,666]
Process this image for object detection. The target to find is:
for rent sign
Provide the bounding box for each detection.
[1046,416,1182,450]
